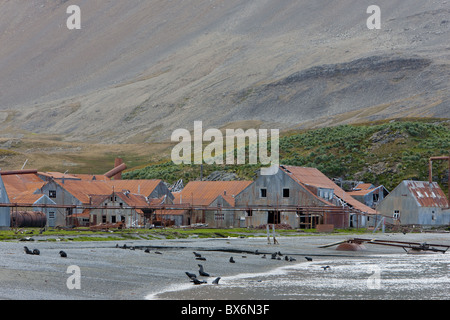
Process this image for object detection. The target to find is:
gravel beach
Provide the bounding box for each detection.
[0,232,449,300]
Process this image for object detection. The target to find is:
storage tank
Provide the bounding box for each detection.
[10,211,47,228]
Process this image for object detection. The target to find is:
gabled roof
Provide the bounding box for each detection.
[76,192,150,217]
[39,172,110,181]
[1,173,46,196]
[348,185,387,197]
[403,181,448,208]
[174,181,253,207]
[354,183,375,190]
[72,174,110,181]
[89,192,149,207]
[9,192,55,205]
[53,179,165,204]
[114,192,149,207]
[279,165,377,214]
[106,180,165,197]
[38,172,82,180]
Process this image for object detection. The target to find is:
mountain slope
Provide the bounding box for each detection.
[0,0,449,144]
[124,119,450,192]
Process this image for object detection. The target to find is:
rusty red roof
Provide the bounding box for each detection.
[39,172,111,181]
[54,179,164,204]
[404,181,448,208]
[280,165,377,214]
[1,172,46,196]
[174,181,253,207]
[354,183,374,190]
[9,192,52,205]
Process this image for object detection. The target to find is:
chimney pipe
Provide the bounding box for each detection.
[104,163,127,179]
[113,158,124,180]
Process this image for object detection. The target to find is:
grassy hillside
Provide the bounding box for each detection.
[123,119,450,191]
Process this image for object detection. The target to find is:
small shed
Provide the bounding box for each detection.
[348,183,389,209]
[377,180,450,226]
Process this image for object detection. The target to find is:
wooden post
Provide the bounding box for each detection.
[272,224,279,245]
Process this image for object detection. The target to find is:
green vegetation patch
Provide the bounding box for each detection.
[123,119,450,191]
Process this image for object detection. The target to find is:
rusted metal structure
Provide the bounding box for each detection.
[0,169,39,176]
[104,162,127,179]
[10,211,46,228]
[0,164,375,230]
[0,201,366,230]
[321,237,450,254]
[89,221,124,231]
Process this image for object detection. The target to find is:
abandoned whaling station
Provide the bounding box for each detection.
[0,156,449,234]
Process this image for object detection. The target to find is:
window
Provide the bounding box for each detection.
[260,188,267,198]
[49,190,56,198]
[214,213,224,221]
[246,209,253,217]
[393,210,400,220]
[282,188,290,198]
[48,212,55,219]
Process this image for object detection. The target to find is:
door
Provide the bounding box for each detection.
[267,211,280,224]
[48,212,55,228]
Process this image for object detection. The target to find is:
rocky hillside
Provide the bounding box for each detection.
[0,0,449,144]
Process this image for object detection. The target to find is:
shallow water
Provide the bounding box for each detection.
[147,253,450,300]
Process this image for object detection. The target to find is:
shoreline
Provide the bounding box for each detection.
[0,232,449,300]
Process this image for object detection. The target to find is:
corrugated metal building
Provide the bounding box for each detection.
[170,181,253,227]
[38,178,173,227]
[234,165,377,229]
[377,180,450,226]
[76,191,151,227]
[348,183,389,209]
[0,170,48,229]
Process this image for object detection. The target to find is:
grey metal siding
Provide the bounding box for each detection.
[377,181,450,226]
[0,175,10,229]
[38,181,82,227]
